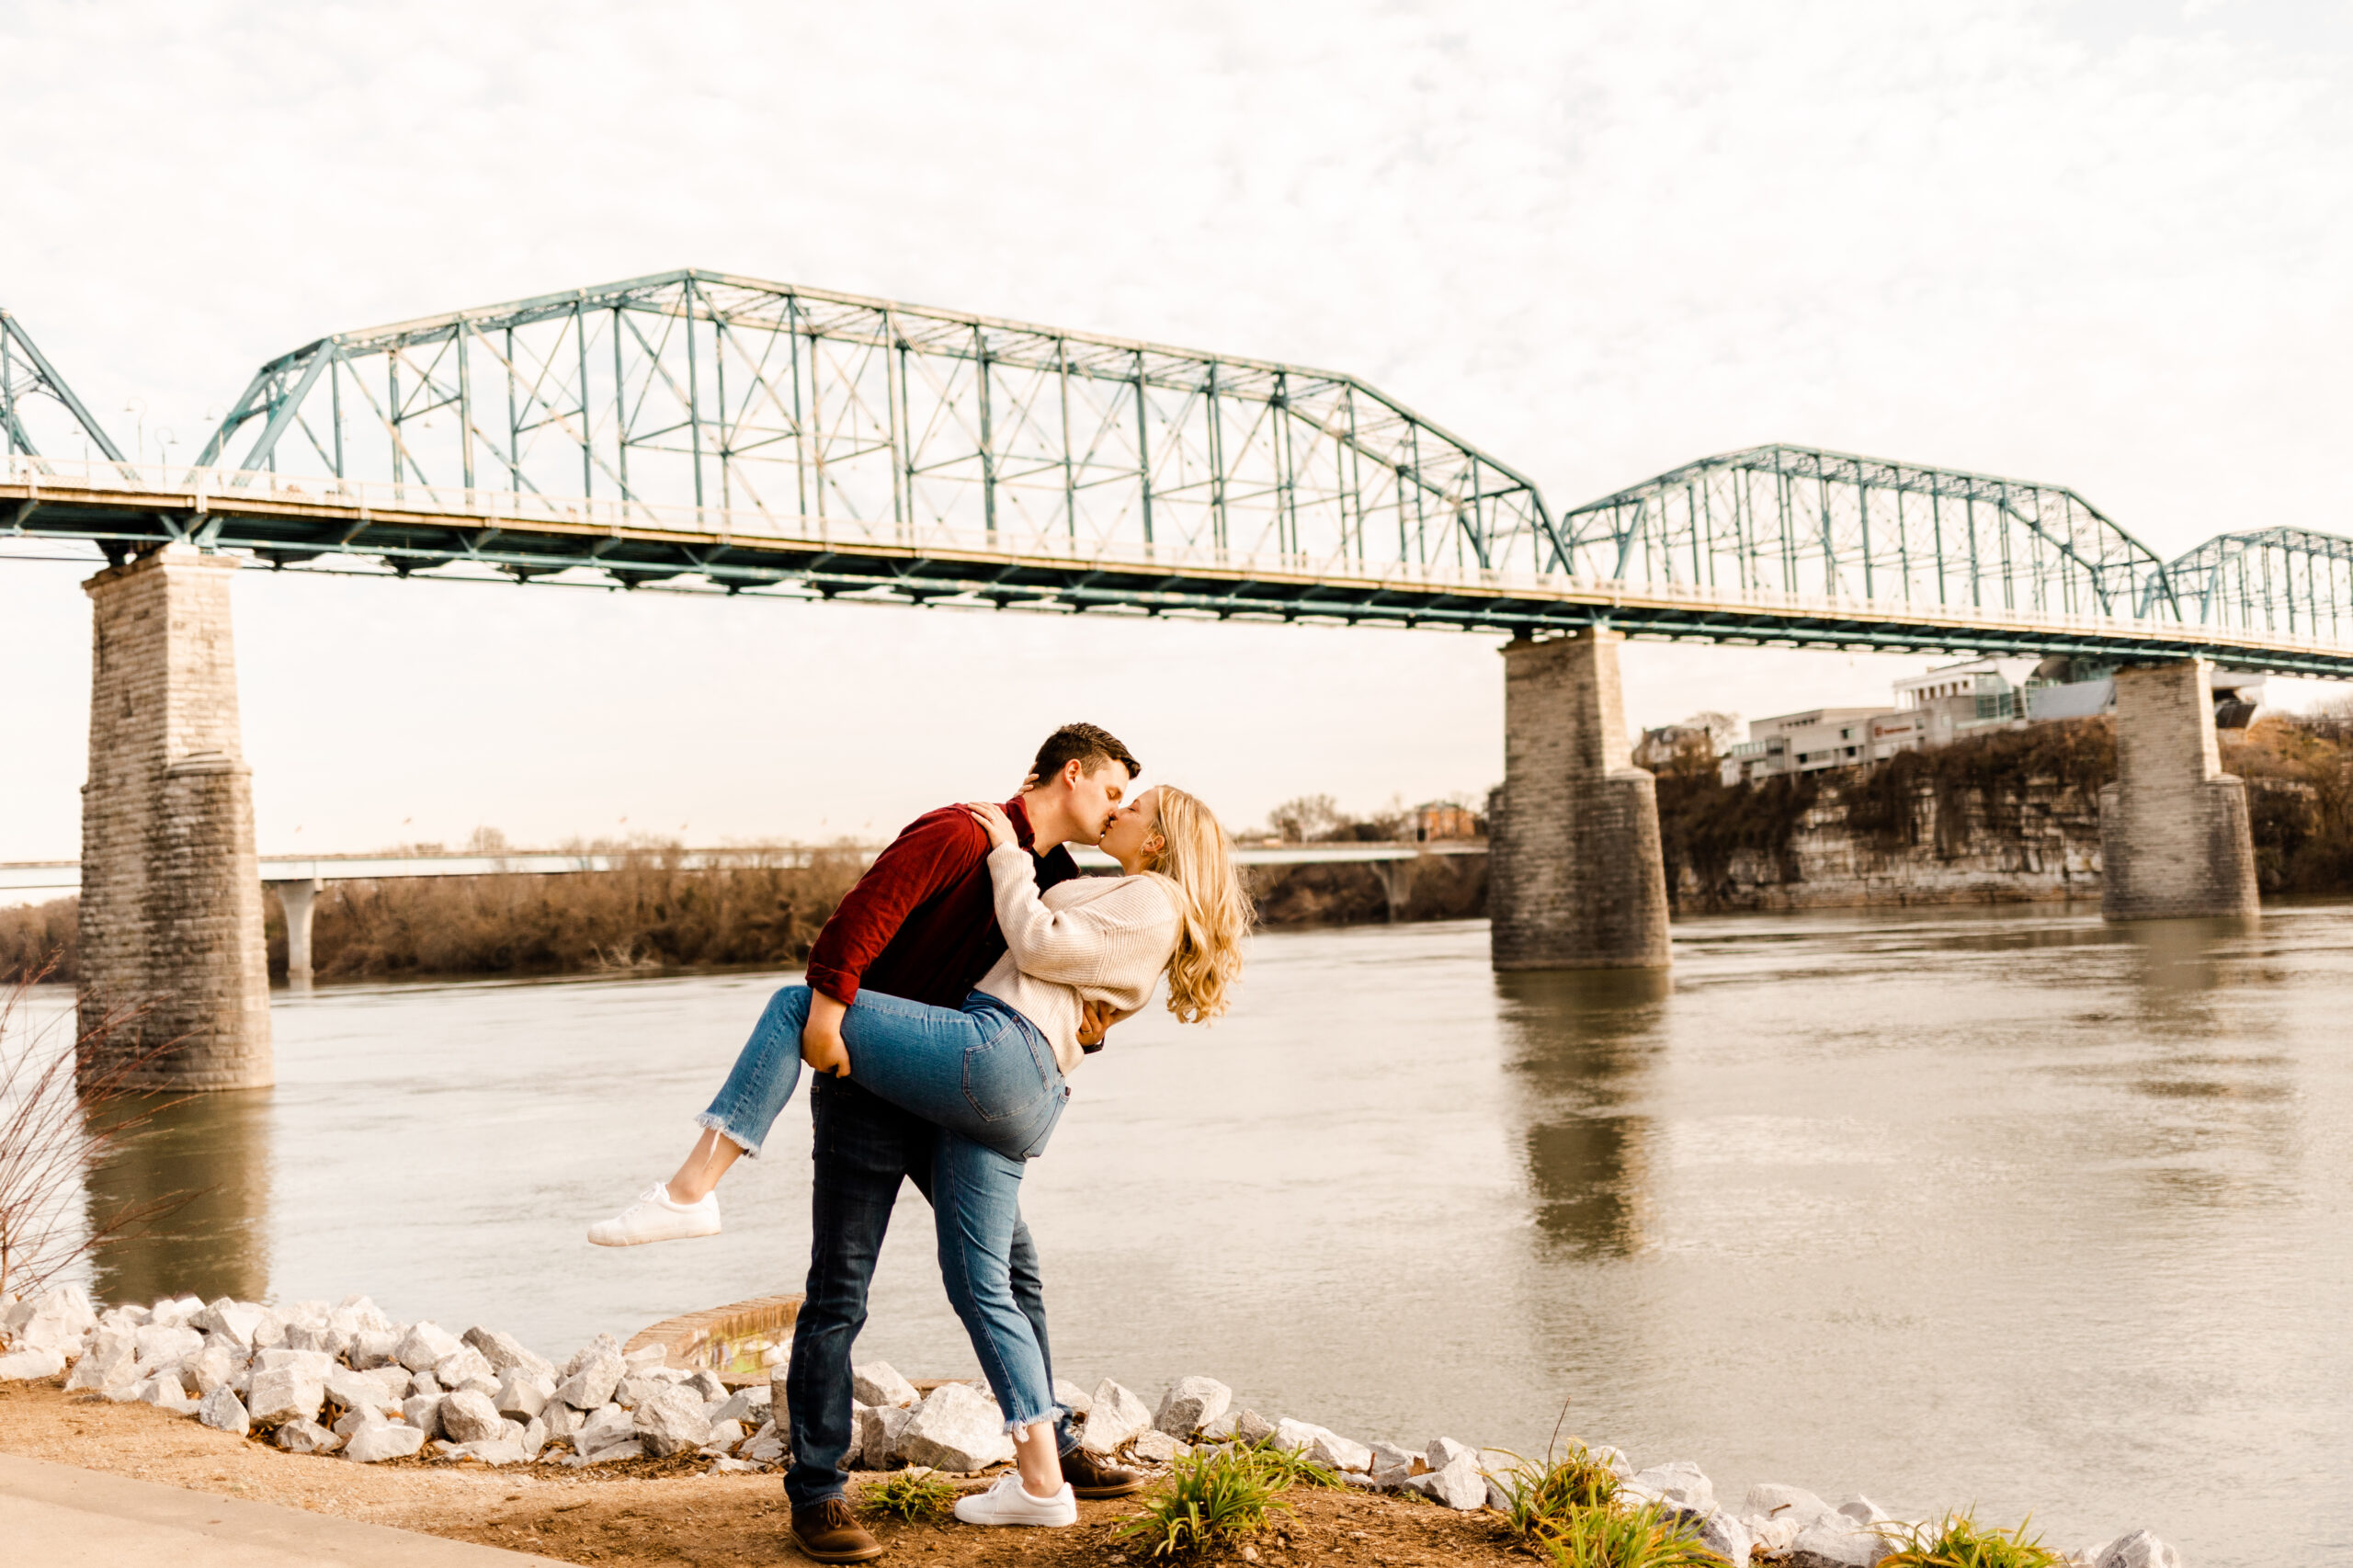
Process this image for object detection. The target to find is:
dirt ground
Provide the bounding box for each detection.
[0,1377,1532,1566]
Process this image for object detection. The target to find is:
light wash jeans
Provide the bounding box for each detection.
[699,983,1070,1431]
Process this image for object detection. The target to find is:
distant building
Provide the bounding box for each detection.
[2025,668,2266,729]
[1412,801,1481,842]
[1632,723,1711,772]
[1881,658,2020,753]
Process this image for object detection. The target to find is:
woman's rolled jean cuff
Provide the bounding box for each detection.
[691,1109,763,1160]
[999,1402,1070,1437]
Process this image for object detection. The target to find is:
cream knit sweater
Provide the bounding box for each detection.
[972,843,1182,1073]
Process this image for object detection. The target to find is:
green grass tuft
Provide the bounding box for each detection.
[1540,1502,1728,1568]
[1880,1511,2065,1568]
[1491,1441,1623,1547]
[1116,1441,1336,1559]
[859,1468,960,1523]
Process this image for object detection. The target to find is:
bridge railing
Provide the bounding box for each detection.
[10,454,2353,660]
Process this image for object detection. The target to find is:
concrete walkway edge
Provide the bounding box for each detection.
[0,1451,569,1566]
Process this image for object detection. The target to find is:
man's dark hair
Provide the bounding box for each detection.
[1030,722,1140,785]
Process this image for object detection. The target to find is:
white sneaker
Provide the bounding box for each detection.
[952,1472,1078,1528]
[586,1185,721,1247]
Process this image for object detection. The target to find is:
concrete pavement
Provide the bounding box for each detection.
[0,1451,568,1567]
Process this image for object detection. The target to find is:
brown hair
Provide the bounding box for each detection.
[1029,723,1140,787]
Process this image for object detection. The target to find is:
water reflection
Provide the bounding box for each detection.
[84,1090,272,1306]
[1496,969,1671,1256]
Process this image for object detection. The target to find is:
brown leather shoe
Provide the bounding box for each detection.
[1060,1446,1145,1498]
[789,1498,884,1562]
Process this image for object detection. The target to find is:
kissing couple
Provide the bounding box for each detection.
[586,723,1250,1562]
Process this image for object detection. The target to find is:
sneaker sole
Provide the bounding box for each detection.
[585,1221,722,1247]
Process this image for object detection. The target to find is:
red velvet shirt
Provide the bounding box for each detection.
[804,795,1081,1010]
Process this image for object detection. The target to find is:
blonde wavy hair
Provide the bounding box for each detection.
[1135,785,1251,1024]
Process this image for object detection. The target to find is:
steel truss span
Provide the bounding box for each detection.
[5,289,2353,676]
[194,268,1560,584]
[0,309,125,462]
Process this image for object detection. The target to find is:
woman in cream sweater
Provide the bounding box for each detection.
[588,783,1249,1525]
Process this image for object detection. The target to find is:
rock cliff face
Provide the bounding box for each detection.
[1665,768,2107,912]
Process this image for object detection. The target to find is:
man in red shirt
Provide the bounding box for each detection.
[780,723,1143,1564]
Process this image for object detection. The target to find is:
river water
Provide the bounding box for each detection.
[28,904,2353,1564]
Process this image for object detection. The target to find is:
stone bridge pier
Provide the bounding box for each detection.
[77,545,272,1090]
[1489,628,1673,971]
[2099,656,2260,922]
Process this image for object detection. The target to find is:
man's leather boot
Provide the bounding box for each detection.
[1060,1446,1145,1498]
[789,1497,884,1562]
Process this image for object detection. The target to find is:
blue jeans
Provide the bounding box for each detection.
[699,985,1074,1504]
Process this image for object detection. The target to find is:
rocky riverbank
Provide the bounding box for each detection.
[1,1281,2184,1567]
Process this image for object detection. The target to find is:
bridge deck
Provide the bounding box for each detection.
[11,460,2353,675]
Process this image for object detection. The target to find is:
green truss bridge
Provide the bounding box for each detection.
[6,271,2352,676]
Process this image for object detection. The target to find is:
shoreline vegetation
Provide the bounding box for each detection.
[1,828,1491,987]
[9,710,2350,985]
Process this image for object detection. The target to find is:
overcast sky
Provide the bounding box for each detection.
[5,0,2350,859]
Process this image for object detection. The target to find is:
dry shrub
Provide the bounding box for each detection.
[1246,854,1486,926]
[0,898,78,985]
[283,842,866,982]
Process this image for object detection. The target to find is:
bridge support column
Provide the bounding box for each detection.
[77,546,273,1090]
[267,878,323,987]
[1490,629,1672,971]
[2098,657,2260,923]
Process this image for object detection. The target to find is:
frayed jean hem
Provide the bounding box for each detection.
[999,1402,1070,1437]
[692,1109,762,1159]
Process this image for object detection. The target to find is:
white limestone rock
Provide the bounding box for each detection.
[1131,1429,1183,1466]
[333,1405,390,1440]
[2092,1530,2184,1568]
[576,1403,634,1449]
[1368,1441,1424,1488]
[438,1389,506,1445]
[1054,1377,1092,1416]
[1624,1460,1714,1514]
[192,1298,267,1350]
[247,1364,328,1427]
[64,1324,139,1392]
[683,1369,728,1402]
[1154,1376,1233,1438]
[141,1374,203,1415]
[1426,1436,1476,1471]
[198,1385,250,1436]
[406,1369,444,1402]
[347,1330,403,1370]
[1271,1417,1371,1473]
[275,1417,343,1455]
[518,1415,548,1457]
[551,1345,626,1412]
[540,1401,585,1442]
[461,1326,554,1381]
[1683,1509,1754,1568]
[449,1437,532,1466]
[131,1323,203,1373]
[345,1423,427,1463]
[852,1361,920,1409]
[1233,1408,1277,1444]
[0,1347,65,1381]
[701,1418,745,1454]
[743,1421,788,1465]
[186,1339,246,1398]
[570,1438,644,1466]
[1788,1518,1898,1568]
[402,1393,444,1439]
[1411,1452,1487,1509]
[622,1343,668,1371]
[494,1368,555,1421]
[325,1366,404,1419]
[392,1321,463,1372]
[12,1284,97,1354]
[433,1346,499,1396]
[1081,1378,1154,1455]
[613,1373,670,1410]
[858,1402,918,1469]
[898,1381,1016,1471]
[1745,1483,1837,1527]
[255,1346,336,1378]
[708,1385,772,1429]
[147,1293,205,1328]
[287,1320,353,1359]
[634,1384,715,1458]
[1838,1495,1893,1526]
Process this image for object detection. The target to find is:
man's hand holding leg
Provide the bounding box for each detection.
[802,991,853,1077]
